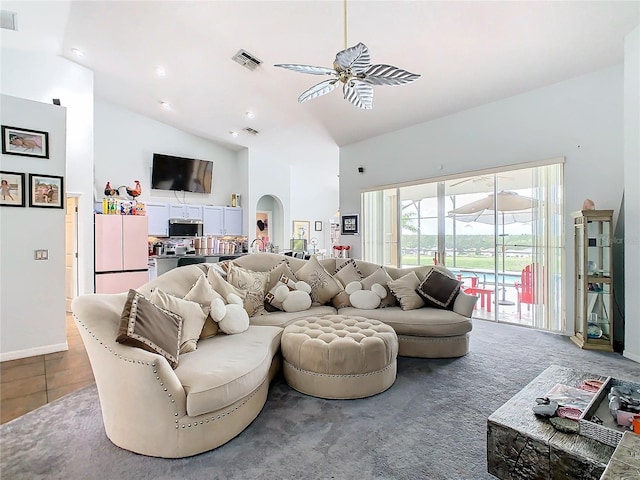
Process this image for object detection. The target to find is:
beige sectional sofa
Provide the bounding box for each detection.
[72,253,476,458]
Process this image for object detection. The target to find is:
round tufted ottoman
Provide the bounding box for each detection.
[280,314,398,399]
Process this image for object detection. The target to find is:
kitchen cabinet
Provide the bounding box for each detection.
[223,207,243,235]
[203,206,243,235]
[169,204,203,220]
[95,214,149,293]
[146,202,169,237]
[203,206,224,235]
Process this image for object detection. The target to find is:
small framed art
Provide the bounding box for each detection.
[0,171,26,207]
[341,214,359,235]
[29,174,64,208]
[314,221,323,231]
[2,126,49,159]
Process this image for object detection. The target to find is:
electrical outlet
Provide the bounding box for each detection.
[34,249,49,260]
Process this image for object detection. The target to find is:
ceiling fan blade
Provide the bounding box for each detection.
[274,64,336,76]
[343,81,373,109]
[298,79,339,103]
[335,42,370,73]
[361,64,421,86]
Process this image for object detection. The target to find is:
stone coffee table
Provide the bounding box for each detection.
[487,364,616,480]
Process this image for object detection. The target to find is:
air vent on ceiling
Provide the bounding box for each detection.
[242,127,260,136]
[1,10,18,31]
[232,49,262,70]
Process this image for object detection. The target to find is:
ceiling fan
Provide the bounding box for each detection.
[274,1,420,109]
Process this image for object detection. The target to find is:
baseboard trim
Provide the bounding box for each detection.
[0,342,69,362]
[622,350,640,363]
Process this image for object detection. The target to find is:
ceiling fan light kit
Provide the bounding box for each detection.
[275,1,419,109]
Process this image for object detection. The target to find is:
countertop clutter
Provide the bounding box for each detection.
[151,253,246,260]
[150,235,247,257]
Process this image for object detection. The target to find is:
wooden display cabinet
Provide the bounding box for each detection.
[570,210,614,352]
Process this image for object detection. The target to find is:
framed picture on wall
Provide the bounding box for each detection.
[29,173,64,209]
[341,214,359,235]
[292,220,310,242]
[1,126,49,159]
[314,221,323,231]
[0,171,25,207]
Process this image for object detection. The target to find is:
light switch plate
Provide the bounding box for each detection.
[34,249,49,260]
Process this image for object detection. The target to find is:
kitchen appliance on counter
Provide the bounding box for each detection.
[164,242,177,255]
[153,242,164,256]
[168,218,203,238]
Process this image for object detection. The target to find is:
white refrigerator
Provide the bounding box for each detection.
[94,214,149,294]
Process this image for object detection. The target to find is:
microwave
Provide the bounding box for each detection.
[168,218,203,237]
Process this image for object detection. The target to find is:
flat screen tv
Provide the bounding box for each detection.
[151,153,213,193]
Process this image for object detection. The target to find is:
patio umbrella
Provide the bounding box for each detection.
[447,191,538,224]
[447,191,538,304]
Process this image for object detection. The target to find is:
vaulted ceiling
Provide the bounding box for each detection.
[3,1,639,150]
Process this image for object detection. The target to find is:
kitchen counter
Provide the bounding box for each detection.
[149,253,246,259]
[149,253,246,279]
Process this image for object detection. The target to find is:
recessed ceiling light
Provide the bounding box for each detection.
[245,111,255,119]
[156,66,166,77]
[229,131,239,137]
[71,48,84,57]
[160,101,171,110]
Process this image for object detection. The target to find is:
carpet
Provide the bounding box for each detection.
[2,319,639,480]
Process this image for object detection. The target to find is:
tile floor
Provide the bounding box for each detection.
[0,314,94,425]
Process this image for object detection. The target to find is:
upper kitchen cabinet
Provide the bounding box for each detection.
[203,206,243,236]
[223,207,243,236]
[203,206,224,235]
[146,202,169,237]
[169,204,203,220]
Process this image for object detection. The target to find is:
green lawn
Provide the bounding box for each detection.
[401,254,532,273]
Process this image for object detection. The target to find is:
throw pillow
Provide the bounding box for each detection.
[207,267,247,302]
[294,255,343,305]
[334,259,364,279]
[416,268,462,310]
[265,273,295,311]
[264,260,298,312]
[265,274,312,312]
[149,289,208,354]
[210,295,250,335]
[331,260,363,308]
[387,271,425,311]
[227,264,269,317]
[183,274,222,339]
[345,281,386,310]
[361,267,396,307]
[116,289,182,369]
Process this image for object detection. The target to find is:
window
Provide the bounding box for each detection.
[363,162,564,332]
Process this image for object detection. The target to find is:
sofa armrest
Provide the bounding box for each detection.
[453,290,478,318]
[72,294,187,435]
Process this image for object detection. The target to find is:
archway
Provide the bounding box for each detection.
[255,194,284,252]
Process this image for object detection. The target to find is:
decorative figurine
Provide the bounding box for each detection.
[125,180,142,199]
[104,181,116,197]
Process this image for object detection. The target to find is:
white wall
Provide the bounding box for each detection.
[1,49,95,297]
[0,95,67,360]
[94,99,241,208]
[246,131,339,252]
[623,26,640,363]
[340,66,625,337]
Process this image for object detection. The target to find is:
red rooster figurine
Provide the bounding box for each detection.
[126,180,142,199]
[104,182,116,197]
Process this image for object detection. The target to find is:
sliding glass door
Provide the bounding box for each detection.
[362,162,564,332]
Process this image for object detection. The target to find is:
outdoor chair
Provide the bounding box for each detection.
[514,264,544,319]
